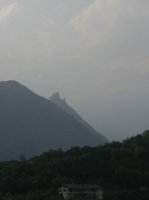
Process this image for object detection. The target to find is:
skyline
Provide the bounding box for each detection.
[0,0,149,140]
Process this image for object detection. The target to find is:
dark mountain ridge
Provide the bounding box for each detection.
[0,81,108,160]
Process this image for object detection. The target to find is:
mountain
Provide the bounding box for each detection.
[50,92,108,144]
[0,81,108,161]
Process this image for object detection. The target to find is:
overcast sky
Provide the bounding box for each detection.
[0,0,149,140]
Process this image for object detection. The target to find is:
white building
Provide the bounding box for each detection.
[59,184,103,200]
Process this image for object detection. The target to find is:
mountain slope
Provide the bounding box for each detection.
[50,92,108,144]
[0,81,107,161]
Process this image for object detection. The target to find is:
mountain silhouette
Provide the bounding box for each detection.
[0,81,108,160]
[50,92,108,144]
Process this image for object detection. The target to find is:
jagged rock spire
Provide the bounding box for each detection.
[50,92,60,102]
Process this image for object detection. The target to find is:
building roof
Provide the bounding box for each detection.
[62,184,100,190]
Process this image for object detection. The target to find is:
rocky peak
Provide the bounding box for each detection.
[50,92,65,104]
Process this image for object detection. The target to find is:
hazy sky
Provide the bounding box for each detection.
[0,0,149,140]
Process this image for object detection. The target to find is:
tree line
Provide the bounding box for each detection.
[0,131,149,199]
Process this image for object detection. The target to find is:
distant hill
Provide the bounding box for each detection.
[50,92,108,144]
[0,131,148,199]
[0,81,108,160]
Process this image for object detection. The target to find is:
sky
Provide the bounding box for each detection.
[0,0,149,141]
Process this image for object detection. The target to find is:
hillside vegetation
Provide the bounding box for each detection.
[0,131,149,200]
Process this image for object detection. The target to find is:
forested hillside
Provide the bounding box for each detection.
[0,131,149,200]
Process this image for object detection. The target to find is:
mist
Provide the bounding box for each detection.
[0,0,149,140]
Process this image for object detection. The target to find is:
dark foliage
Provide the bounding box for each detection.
[0,131,149,199]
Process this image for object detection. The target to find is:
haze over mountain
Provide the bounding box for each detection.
[50,92,107,143]
[0,80,107,161]
[0,1,149,141]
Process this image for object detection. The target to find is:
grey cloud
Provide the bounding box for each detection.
[0,0,149,140]
[0,2,17,22]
